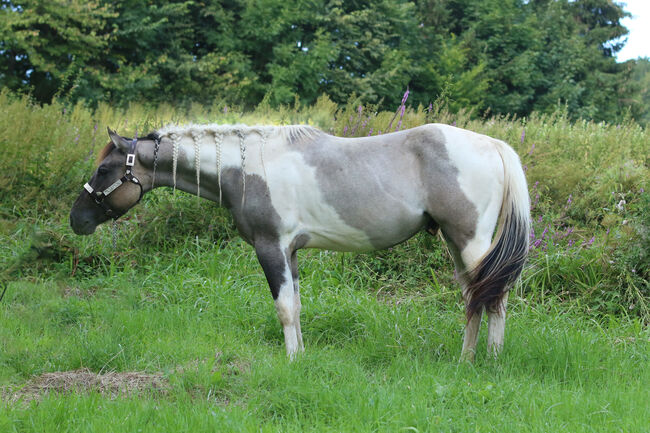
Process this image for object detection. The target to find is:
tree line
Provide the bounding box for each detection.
[0,0,647,123]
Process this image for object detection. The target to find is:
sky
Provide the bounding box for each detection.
[617,0,650,62]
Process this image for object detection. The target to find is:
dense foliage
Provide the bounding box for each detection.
[0,0,646,123]
[0,90,647,319]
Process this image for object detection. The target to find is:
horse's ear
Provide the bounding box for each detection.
[107,127,130,152]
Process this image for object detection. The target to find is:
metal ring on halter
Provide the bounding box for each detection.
[84,137,144,220]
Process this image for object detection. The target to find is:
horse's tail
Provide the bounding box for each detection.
[465,140,530,319]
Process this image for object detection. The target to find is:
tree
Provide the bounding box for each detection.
[0,0,114,102]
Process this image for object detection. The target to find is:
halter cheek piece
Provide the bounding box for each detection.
[83,138,144,219]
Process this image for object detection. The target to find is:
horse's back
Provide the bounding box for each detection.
[261,124,506,252]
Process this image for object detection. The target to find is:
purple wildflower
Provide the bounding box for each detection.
[528,143,535,155]
[401,89,410,105]
[368,128,373,136]
[343,126,348,136]
[358,105,363,114]
[452,121,456,127]
[566,194,572,208]
[428,102,433,113]
[521,128,526,143]
[541,226,549,238]
[223,105,228,113]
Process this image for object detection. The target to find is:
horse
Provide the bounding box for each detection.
[70,123,530,361]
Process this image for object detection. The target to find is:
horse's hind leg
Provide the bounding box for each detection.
[487,291,508,356]
[442,228,494,361]
[289,249,304,352]
[255,239,300,359]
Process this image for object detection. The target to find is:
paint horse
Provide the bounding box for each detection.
[70,123,530,361]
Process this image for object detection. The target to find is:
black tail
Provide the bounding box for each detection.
[465,141,530,319]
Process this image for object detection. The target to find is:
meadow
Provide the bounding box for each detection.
[0,90,648,432]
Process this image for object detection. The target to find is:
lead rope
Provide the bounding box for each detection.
[112,218,118,250]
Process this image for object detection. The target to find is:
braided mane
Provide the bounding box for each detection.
[152,123,325,196]
[155,123,324,144]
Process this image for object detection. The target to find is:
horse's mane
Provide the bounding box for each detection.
[155,123,325,144]
[96,124,323,165]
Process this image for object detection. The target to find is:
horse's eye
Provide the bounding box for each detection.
[98,166,109,175]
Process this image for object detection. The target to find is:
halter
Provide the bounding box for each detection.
[83,138,144,219]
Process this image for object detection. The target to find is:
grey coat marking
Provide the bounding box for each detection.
[292,125,478,250]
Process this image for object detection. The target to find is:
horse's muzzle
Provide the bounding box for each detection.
[69,211,98,235]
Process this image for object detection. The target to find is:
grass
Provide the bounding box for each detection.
[0,90,648,431]
[1,229,649,432]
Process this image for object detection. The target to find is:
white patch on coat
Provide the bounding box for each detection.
[436,124,505,265]
[157,124,374,251]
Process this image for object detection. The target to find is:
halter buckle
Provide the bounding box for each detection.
[126,154,136,166]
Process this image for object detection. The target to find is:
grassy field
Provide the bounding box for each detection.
[0,91,648,431]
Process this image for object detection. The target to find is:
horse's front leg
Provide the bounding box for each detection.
[255,239,301,359]
[289,249,304,351]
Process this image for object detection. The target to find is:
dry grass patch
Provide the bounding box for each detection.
[3,369,168,403]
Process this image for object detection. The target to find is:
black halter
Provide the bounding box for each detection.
[84,138,144,219]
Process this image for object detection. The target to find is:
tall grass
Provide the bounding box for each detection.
[0,89,649,431]
[0,89,647,317]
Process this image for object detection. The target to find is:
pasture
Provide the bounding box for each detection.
[0,91,648,431]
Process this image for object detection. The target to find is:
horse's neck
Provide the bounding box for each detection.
[149,129,270,205]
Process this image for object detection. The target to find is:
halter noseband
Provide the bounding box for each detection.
[83,138,144,220]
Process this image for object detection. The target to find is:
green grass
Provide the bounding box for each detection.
[0,91,648,431]
[1,231,649,432]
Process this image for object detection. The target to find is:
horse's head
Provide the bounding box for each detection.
[70,128,153,235]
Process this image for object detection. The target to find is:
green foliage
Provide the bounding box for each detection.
[0,0,115,101]
[0,0,643,123]
[629,57,650,125]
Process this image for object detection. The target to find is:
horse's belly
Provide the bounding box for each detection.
[301,206,426,252]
